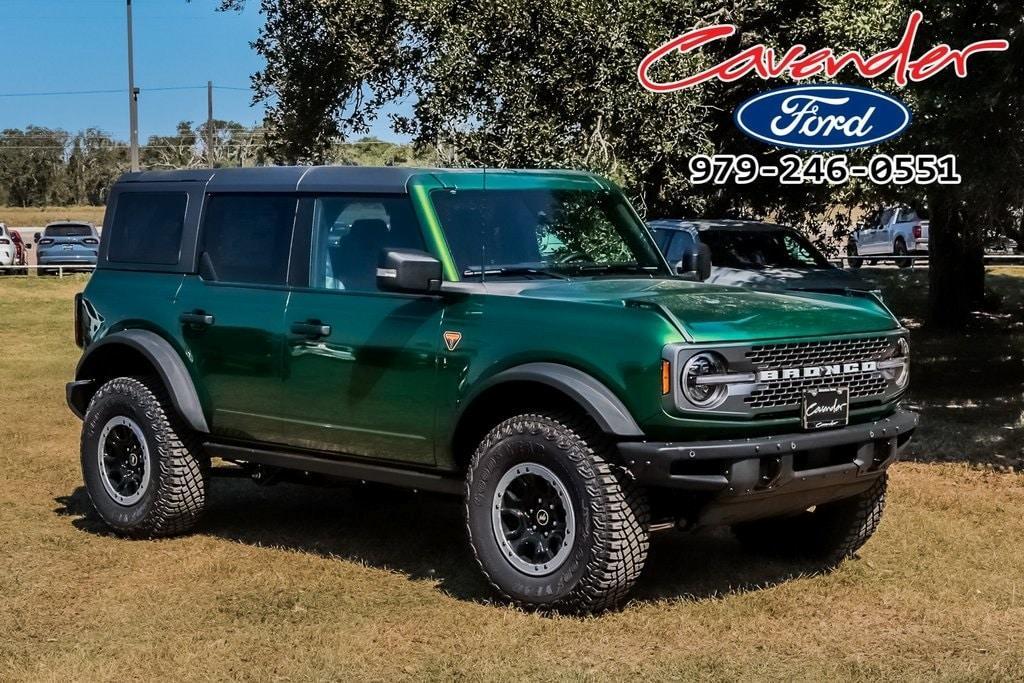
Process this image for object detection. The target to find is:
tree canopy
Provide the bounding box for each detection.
[211,2,1024,326]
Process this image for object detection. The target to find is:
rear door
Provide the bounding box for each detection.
[861,208,892,255]
[174,193,298,444]
[277,194,443,464]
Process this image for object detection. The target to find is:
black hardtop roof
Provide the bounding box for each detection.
[115,166,600,194]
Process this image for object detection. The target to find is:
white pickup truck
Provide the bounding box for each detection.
[847,206,929,269]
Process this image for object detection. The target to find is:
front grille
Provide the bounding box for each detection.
[746,373,888,409]
[746,336,892,368]
[744,335,893,410]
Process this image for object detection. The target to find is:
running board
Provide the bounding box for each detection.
[204,442,464,496]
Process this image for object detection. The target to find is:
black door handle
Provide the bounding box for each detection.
[180,311,215,326]
[290,320,332,338]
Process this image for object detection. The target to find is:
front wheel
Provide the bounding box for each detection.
[732,474,887,568]
[81,377,208,537]
[465,413,650,613]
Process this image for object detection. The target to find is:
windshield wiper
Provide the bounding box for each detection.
[463,266,571,280]
[568,263,660,275]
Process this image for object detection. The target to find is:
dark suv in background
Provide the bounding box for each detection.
[649,219,870,294]
[67,167,916,612]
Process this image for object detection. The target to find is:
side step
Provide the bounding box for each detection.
[204,442,464,496]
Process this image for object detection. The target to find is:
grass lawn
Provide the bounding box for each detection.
[0,205,105,228]
[0,272,1022,681]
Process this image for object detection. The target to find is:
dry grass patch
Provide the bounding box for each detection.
[1,275,1022,681]
[0,205,105,228]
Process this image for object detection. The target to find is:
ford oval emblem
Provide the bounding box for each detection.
[734,84,911,150]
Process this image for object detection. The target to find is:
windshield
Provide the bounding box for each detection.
[430,188,666,278]
[699,228,830,269]
[45,224,92,237]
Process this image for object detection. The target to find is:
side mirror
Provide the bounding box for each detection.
[25,243,32,250]
[675,243,712,282]
[33,233,40,243]
[376,249,443,294]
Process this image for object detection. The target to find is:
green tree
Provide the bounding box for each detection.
[141,121,201,169]
[64,129,129,205]
[820,0,1023,328]
[225,0,1021,328]
[0,127,69,206]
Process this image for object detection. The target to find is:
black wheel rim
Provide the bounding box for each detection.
[97,416,151,506]
[491,462,575,576]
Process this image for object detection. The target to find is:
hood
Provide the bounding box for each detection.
[706,266,872,293]
[515,278,898,343]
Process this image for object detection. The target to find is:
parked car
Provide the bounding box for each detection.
[847,206,929,269]
[10,228,27,269]
[0,224,15,273]
[985,235,1020,254]
[36,221,100,274]
[648,219,871,294]
[68,167,916,612]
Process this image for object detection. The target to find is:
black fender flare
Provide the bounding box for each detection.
[73,329,210,433]
[462,362,643,437]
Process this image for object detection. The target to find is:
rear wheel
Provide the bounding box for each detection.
[465,413,649,612]
[81,377,208,537]
[732,474,887,568]
[846,242,863,269]
[894,237,912,268]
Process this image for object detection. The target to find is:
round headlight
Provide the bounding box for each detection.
[892,337,910,388]
[681,352,729,409]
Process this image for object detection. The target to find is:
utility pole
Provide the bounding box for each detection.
[207,80,215,166]
[126,0,140,171]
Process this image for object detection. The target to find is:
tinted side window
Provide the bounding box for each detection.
[651,228,672,251]
[108,193,187,265]
[309,195,425,292]
[665,231,695,263]
[200,194,296,285]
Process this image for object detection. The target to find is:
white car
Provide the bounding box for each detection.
[0,224,16,271]
[847,206,929,269]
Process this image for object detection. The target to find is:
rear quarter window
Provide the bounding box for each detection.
[107,193,188,265]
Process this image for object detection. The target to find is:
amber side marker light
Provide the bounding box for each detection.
[661,359,671,395]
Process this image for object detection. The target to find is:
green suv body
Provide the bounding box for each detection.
[68,167,916,611]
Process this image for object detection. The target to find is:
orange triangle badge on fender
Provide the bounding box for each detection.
[443,331,463,352]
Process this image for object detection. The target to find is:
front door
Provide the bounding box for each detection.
[175,193,298,444]
[277,194,443,464]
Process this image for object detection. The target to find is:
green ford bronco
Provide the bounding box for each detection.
[68,167,916,611]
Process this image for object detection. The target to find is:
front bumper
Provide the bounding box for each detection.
[619,408,918,526]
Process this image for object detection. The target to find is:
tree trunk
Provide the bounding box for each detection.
[927,187,986,329]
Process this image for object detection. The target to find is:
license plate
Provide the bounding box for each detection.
[801,387,850,430]
[62,244,73,250]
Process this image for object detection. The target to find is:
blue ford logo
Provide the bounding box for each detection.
[734,84,911,150]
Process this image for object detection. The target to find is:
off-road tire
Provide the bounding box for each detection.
[846,243,863,269]
[732,474,887,568]
[465,413,650,613]
[894,237,913,268]
[81,376,208,537]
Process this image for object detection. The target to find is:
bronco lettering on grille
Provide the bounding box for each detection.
[757,360,877,382]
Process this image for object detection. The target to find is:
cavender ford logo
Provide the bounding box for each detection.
[758,360,876,382]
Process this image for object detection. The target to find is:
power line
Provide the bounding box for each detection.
[0,85,253,98]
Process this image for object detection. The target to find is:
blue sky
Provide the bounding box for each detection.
[0,0,404,142]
